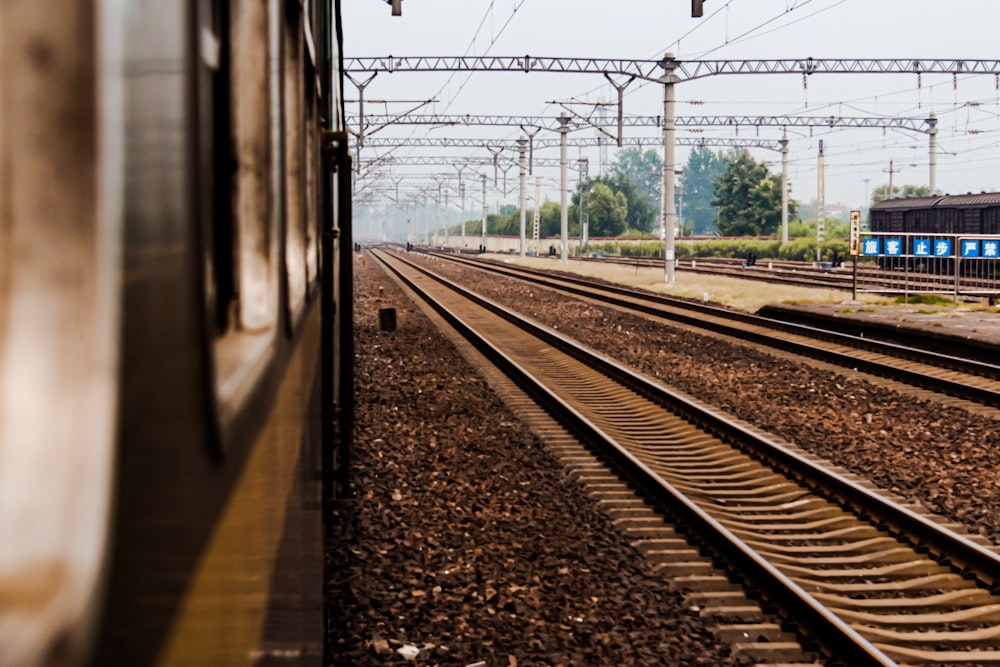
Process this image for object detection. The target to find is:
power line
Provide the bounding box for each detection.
[693,0,846,59]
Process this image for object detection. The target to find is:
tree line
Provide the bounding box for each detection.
[449,147,929,240]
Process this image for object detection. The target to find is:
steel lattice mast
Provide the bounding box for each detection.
[345,55,1000,82]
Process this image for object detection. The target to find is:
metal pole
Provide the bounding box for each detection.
[852,256,857,301]
[533,176,541,252]
[444,187,450,247]
[436,182,441,245]
[518,137,527,257]
[817,140,825,263]
[559,114,569,265]
[578,157,589,249]
[455,165,466,248]
[481,173,487,251]
[661,54,678,283]
[460,183,466,248]
[780,130,789,245]
[928,112,938,194]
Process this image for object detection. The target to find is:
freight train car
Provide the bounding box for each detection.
[0,1,352,665]
[870,193,1000,236]
[869,192,1000,275]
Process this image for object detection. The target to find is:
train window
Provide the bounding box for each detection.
[198,0,232,332]
[304,76,320,290]
[283,1,307,321]
[208,0,281,426]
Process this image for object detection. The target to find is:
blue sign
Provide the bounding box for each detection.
[861,237,880,256]
[934,239,952,257]
[884,237,904,256]
[961,239,981,258]
[913,239,931,256]
[982,240,1000,258]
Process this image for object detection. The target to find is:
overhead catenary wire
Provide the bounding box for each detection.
[357,0,1000,207]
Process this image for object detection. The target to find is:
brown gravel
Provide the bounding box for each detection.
[415,252,1000,543]
[326,255,739,666]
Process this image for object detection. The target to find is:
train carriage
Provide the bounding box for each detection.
[0,1,351,665]
[870,193,1000,236]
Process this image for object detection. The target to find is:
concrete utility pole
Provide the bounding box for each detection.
[885,159,899,198]
[578,157,590,249]
[660,53,679,283]
[533,176,541,252]
[435,181,442,245]
[559,113,569,265]
[454,165,466,248]
[459,183,466,248]
[518,137,528,257]
[392,176,404,242]
[817,140,825,263]
[927,112,938,193]
[420,195,427,244]
[481,173,487,250]
[780,129,790,244]
[443,186,450,247]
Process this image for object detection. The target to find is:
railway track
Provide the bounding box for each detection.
[579,254,997,296]
[372,247,1000,666]
[419,249,1000,410]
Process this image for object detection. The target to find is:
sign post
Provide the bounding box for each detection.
[849,210,861,301]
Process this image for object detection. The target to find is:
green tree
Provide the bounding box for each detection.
[712,149,794,236]
[609,174,655,231]
[588,182,628,236]
[871,183,932,204]
[571,174,654,232]
[538,201,562,237]
[609,148,662,218]
[679,145,726,235]
[488,211,516,236]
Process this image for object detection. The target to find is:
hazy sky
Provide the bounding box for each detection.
[342,1,1000,211]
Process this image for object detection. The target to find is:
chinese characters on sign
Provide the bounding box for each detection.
[849,210,861,256]
[861,237,880,256]
[912,239,952,257]
[856,237,1000,259]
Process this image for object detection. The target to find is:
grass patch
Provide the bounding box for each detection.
[839,308,854,313]
[894,293,952,306]
[915,309,942,315]
[857,307,876,312]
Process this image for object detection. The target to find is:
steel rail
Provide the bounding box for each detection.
[427,250,1000,392]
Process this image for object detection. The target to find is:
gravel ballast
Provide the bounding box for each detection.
[327,255,739,666]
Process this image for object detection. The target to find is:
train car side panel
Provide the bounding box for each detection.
[0,2,119,665]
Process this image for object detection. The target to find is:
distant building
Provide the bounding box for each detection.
[824,204,849,221]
